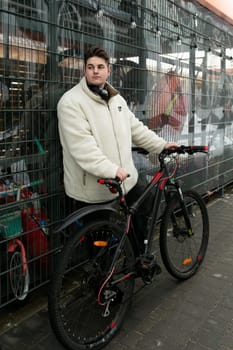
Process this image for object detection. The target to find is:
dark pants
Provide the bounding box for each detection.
[125,179,152,249]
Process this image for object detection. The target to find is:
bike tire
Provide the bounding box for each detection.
[48,219,135,350]
[9,246,30,301]
[160,190,209,280]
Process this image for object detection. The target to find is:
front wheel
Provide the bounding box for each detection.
[48,219,135,350]
[160,190,209,279]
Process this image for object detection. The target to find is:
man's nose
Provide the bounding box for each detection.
[93,67,98,73]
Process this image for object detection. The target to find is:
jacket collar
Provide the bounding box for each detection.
[80,77,118,101]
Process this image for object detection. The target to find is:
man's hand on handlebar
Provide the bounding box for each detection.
[116,142,179,181]
[116,167,129,181]
[164,142,179,150]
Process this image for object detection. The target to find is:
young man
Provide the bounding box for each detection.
[57,46,178,208]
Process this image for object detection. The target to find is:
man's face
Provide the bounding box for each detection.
[84,56,110,88]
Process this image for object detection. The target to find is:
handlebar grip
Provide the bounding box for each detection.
[98,174,130,186]
[179,145,209,155]
[187,145,209,153]
[97,178,122,195]
[97,178,120,186]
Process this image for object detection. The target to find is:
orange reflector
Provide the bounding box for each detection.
[182,258,193,265]
[93,241,108,247]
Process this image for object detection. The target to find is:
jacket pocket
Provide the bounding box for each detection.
[83,171,86,186]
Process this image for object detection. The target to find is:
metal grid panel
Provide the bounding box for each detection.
[0,0,233,307]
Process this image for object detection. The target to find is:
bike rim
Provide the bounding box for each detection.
[9,251,30,300]
[164,193,208,275]
[51,222,135,348]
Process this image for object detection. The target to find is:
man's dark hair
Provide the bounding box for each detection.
[84,46,110,66]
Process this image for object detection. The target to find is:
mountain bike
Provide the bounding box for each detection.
[48,145,209,350]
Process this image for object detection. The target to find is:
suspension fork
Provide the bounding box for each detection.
[168,182,192,232]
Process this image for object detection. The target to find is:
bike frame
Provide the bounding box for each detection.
[96,154,194,288]
[128,155,192,258]
[56,152,193,263]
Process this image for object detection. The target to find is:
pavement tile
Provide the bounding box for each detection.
[184,340,213,350]
[193,327,232,350]
[205,317,231,334]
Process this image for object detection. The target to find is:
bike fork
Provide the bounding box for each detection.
[173,186,192,233]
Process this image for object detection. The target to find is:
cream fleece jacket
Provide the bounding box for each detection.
[57,77,166,203]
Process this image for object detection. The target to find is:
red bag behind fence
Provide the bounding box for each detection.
[21,207,49,272]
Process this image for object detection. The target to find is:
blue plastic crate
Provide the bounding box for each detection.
[0,211,22,239]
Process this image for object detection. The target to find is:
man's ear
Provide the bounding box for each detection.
[107,65,111,78]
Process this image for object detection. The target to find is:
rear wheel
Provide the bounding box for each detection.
[48,219,135,350]
[160,190,209,279]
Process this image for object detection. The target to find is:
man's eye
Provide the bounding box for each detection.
[87,65,106,70]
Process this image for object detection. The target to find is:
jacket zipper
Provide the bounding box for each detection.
[108,103,127,194]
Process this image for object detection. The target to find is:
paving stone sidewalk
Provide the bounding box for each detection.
[0,192,233,350]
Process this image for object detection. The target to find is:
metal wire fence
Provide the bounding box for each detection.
[0,0,233,307]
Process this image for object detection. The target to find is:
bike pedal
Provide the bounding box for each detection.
[137,255,162,284]
[143,255,162,274]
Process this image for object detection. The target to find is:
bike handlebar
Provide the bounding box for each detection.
[133,145,208,156]
[159,145,208,162]
[161,145,208,156]
[98,146,208,193]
